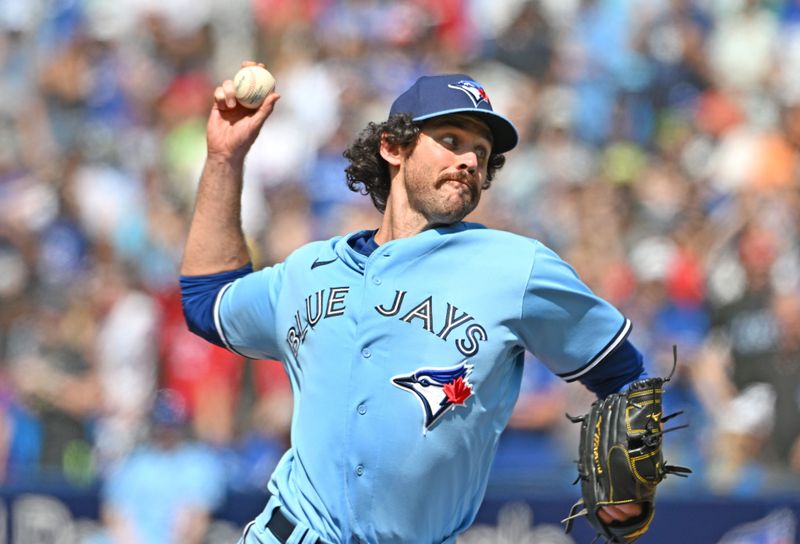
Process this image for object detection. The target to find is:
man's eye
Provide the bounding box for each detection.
[441,135,457,147]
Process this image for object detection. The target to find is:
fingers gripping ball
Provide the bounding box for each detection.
[233,66,276,109]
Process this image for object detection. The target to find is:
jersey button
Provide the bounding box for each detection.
[372,276,381,285]
[355,464,365,476]
[361,348,371,358]
[357,404,367,415]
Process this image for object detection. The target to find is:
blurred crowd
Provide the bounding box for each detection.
[2,0,800,539]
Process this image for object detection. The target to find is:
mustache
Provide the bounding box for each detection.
[437,172,477,192]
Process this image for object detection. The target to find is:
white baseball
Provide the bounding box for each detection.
[233,66,276,109]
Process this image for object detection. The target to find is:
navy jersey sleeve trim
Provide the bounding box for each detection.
[557,318,632,382]
[577,339,645,398]
[179,264,253,351]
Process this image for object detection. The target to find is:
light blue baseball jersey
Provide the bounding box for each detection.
[215,222,630,544]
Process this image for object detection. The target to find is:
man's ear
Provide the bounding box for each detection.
[379,135,403,167]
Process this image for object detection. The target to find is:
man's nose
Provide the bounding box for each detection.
[457,151,478,173]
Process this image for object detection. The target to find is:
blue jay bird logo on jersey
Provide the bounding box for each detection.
[447,80,490,108]
[392,361,474,432]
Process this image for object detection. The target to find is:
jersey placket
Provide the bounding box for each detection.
[341,246,395,541]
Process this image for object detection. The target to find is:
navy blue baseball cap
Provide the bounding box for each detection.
[389,74,519,154]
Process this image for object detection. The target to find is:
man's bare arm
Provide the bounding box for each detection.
[181,156,251,275]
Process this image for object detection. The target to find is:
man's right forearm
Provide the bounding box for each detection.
[181,155,251,276]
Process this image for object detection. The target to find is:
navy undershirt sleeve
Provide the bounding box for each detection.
[179,264,253,347]
[578,339,645,398]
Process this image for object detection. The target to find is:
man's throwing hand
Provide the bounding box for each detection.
[207,61,280,163]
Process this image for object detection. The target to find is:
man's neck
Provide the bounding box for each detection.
[374,192,431,245]
[375,216,430,245]
[375,200,466,244]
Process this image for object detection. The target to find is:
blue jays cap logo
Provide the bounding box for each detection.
[392,361,474,432]
[447,80,490,108]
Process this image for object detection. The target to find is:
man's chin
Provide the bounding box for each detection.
[428,205,475,226]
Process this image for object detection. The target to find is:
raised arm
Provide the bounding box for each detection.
[180,62,280,276]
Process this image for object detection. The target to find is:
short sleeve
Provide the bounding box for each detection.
[519,243,630,380]
[216,263,286,360]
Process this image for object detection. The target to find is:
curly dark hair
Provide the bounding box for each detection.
[343,113,506,213]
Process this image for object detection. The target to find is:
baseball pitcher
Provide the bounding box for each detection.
[180,62,688,544]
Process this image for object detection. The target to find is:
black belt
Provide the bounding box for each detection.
[264,496,318,544]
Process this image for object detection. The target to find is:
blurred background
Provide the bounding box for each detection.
[1,0,800,542]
